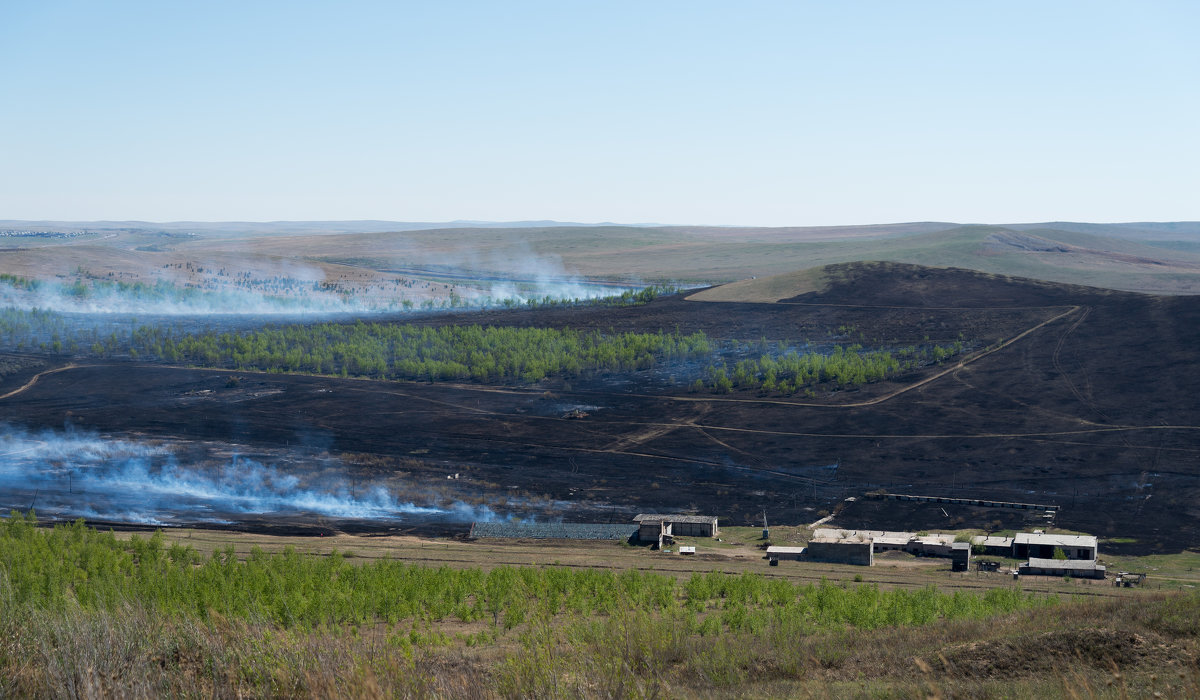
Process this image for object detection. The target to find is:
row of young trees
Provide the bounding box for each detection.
[124,321,713,383]
[1,513,1052,632]
[696,342,966,395]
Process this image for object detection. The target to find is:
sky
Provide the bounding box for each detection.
[1,1,1197,226]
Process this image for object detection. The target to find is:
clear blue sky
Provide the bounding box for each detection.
[1,1,1196,226]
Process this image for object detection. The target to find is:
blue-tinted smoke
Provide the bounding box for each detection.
[0,425,493,525]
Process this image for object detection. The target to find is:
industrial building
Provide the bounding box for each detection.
[971,535,1016,556]
[634,514,719,548]
[1019,558,1106,579]
[805,538,874,566]
[811,528,1013,559]
[1013,532,1097,561]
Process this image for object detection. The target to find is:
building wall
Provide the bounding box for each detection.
[805,540,874,566]
[1014,543,1096,561]
[1020,563,1106,580]
[671,521,716,537]
[638,522,665,543]
[768,549,805,562]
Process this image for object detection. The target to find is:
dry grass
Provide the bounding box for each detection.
[685,267,830,303]
[3,591,1197,698]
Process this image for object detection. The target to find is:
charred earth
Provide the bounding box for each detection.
[2,262,1198,552]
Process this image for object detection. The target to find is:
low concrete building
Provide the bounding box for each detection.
[1020,557,1106,579]
[637,518,670,547]
[813,528,905,553]
[970,535,1015,556]
[633,514,720,538]
[871,534,912,552]
[1013,533,1097,561]
[905,534,956,557]
[805,538,874,566]
[766,545,806,562]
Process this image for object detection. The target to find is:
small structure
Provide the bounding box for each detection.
[1013,532,1097,561]
[1019,557,1106,580]
[805,538,874,566]
[765,545,806,562]
[950,542,971,572]
[678,546,696,555]
[976,560,1000,572]
[1113,572,1146,587]
[637,518,672,548]
[633,514,719,548]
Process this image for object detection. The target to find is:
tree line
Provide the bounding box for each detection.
[122,321,713,383]
[696,342,965,395]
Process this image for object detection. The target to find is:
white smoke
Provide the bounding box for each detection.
[0,425,495,525]
[0,246,642,316]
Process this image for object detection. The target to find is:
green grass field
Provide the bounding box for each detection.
[4,513,1200,698]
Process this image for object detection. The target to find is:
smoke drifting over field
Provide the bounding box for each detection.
[0,425,494,526]
[0,248,638,316]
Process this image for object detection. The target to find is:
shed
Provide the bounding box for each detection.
[633,514,719,538]
[765,545,806,562]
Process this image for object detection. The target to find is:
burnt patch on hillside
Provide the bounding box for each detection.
[1,264,1197,551]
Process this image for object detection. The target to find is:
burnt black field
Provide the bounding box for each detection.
[2,263,1199,552]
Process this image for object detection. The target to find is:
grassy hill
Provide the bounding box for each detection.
[4,220,1200,294]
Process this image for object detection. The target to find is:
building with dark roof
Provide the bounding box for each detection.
[633,514,719,540]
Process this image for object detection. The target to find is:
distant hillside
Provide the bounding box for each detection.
[5,220,1200,294]
[688,261,1124,306]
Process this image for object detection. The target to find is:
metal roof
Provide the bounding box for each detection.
[1022,558,1106,571]
[766,546,807,554]
[813,528,912,541]
[1014,532,1097,548]
[633,514,718,524]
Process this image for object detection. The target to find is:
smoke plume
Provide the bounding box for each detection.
[0,424,493,525]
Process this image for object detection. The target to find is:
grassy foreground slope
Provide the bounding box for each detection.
[3,514,1199,698]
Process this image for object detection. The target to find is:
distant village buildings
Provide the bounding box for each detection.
[769,527,1107,578]
[470,513,719,550]
[468,511,1107,580]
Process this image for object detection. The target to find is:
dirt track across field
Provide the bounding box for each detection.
[2,264,1198,551]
